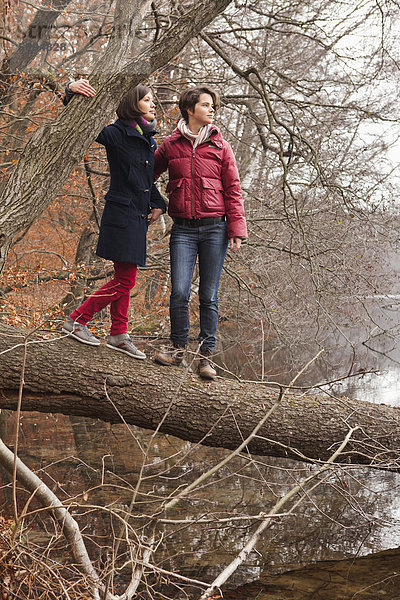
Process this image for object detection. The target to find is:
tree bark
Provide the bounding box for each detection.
[0,0,232,270]
[0,324,399,470]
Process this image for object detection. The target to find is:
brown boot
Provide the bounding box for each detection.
[154,344,185,366]
[198,356,217,380]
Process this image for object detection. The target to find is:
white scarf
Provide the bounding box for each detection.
[177,118,215,148]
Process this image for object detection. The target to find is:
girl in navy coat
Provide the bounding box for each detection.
[62,82,166,359]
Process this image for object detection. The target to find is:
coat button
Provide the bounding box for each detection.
[145,161,149,167]
[143,189,149,192]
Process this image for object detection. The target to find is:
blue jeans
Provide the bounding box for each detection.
[169,221,228,353]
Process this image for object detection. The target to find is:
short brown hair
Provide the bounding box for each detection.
[178,86,220,123]
[116,85,151,121]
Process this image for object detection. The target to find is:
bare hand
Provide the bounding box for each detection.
[69,79,96,97]
[148,208,163,225]
[229,237,242,252]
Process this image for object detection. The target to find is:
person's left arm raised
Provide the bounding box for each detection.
[63,79,96,106]
[68,79,96,97]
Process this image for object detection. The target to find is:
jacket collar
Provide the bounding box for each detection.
[169,124,224,148]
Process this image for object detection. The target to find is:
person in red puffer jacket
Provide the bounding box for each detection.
[153,86,248,380]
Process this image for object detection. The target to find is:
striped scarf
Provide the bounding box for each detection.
[177,118,215,148]
[129,116,157,135]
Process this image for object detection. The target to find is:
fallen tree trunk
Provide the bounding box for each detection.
[0,324,399,470]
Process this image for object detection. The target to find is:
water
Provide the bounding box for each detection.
[1,411,400,591]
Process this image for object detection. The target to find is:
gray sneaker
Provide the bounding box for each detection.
[106,333,146,360]
[62,316,101,346]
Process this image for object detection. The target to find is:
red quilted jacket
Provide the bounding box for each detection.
[154,126,248,239]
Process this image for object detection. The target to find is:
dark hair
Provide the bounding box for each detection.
[178,86,220,123]
[116,85,152,121]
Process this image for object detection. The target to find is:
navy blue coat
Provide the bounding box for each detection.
[94,120,166,266]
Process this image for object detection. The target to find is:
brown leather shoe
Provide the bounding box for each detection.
[198,357,217,380]
[154,345,185,366]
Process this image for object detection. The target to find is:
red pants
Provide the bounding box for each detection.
[70,261,137,335]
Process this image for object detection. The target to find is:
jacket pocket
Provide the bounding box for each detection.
[201,178,224,210]
[101,191,132,228]
[166,178,188,212]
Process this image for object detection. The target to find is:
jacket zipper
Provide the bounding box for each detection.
[191,145,195,218]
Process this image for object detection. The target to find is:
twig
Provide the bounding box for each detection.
[12,333,28,523]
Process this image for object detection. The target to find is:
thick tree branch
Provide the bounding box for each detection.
[1,324,400,472]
